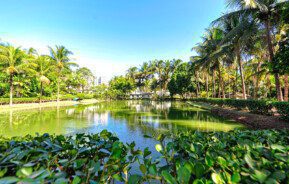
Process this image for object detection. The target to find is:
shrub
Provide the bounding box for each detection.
[191,98,274,115]
[246,100,273,115]
[1,130,289,183]
[273,102,289,120]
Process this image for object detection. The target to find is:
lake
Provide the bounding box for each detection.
[0,101,244,151]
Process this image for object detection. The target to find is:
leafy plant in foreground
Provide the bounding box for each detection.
[1,130,289,183]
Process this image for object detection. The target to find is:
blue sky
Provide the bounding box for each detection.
[0,0,226,80]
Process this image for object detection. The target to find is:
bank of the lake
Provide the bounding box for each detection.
[0,99,99,112]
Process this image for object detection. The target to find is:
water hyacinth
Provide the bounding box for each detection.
[0,129,289,183]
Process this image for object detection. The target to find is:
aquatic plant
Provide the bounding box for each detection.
[0,129,289,183]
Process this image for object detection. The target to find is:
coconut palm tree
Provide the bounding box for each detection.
[27,55,54,103]
[0,44,25,106]
[224,0,289,100]
[48,46,77,104]
[192,27,227,98]
[215,13,260,99]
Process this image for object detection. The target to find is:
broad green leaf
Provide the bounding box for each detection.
[128,174,142,184]
[162,171,177,184]
[0,177,19,184]
[139,164,147,174]
[72,176,81,184]
[231,172,241,183]
[212,173,223,184]
[155,144,163,152]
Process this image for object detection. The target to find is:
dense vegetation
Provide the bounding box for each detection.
[0,45,95,106]
[0,130,289,183]
[192,98,289,120]
[93,0,289,102]
[1,1,289,103]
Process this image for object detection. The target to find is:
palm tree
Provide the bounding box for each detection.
[27,55,54,103]
[154,59,181,98]
[215,13,259,99]
[0,44,25,106]
[225,0,289,100]
[192,27,227,98]
[49,46,76,104]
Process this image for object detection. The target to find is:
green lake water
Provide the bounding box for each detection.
[0,101,244,150]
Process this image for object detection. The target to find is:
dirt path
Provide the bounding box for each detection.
[211,107,289,130]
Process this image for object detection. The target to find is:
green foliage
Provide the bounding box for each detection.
[1,130,289,183]
[168,62,195,97]
[192,98,278,116]
[0,95,78,105]
[109,76,135,99]
[272,102,289,121]
[0,130,140,183]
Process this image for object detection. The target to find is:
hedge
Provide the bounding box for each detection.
[192,98,289,120]
[0,130,289,183]
[0,94,94,105]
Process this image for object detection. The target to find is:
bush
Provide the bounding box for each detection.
[1,130,289,183]
[246,100,273,115]
[273,102,289,120]
[0,94,95,105]
[192,98,274,116]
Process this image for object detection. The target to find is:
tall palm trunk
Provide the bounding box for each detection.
[206,73,209,98]
[212,71,216,98]
[284,74,288,102]
[234,66,238,98]
[217,65,222,98]
[57,77,60,105]
[265,19,283,101]
[236,48,247,99]
[221,78,225,99]
[9,74,13,107]
[40,82,43,104]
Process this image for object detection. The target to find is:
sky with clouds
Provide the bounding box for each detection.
[0,0,226,80]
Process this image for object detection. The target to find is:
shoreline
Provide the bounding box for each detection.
[0,99,99,112]
[189,101,289,130]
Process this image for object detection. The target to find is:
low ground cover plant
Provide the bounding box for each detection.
[0,130,289,183]
[192,98,289,120]
[0,94,94,105]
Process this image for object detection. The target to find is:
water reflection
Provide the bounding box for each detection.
[0,101,244,145]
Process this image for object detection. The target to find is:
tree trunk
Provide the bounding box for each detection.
[57,77,60,105]
[40,82,43,104]
[218,65,222,98]
[221,78,225,99]
[206,73,209,98]
[236,48,247,99]
[284,74,288,102]
[253,76,257,99]
[265,18,283,101]
[9,74,13,107]
[212,71,216,98]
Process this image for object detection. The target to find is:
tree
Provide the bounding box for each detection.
[49,46,76,104]
[215,13,259,99]
[28,55,54,103]
[109,76,135,99]
[154,59,181,98]
[76,67,94,93]
[0,45,25,106]
[168,62,195,97]
[225,0,289,101]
